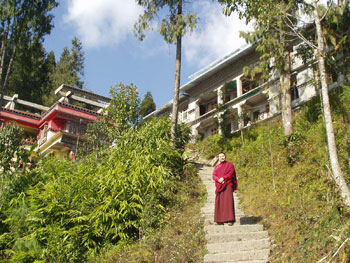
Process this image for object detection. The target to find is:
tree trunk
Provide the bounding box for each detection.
[0,20,11,107]
[170,0,182,144]
[0,42,7,107]
[280,71,293,135]
[2,46,16,99]
[313,0,350,206]
[341,112,350,168]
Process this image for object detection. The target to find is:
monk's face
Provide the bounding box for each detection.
[218,153,226,163]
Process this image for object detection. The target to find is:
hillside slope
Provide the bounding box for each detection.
[195,97,350,262]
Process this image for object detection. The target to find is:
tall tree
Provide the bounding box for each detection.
[49,37,84,90]
[311,0,350,206]
[219,0,299,135]
[105,83,140,139]
[134,0,196,143]
[44,37,85,105]
[140,91,156,117]
[219,0,350,206]
[0,0,58,106]
[7,41,53,105]
[321,2,350,167]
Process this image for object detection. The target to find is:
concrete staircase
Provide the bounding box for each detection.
[199,165,270,263]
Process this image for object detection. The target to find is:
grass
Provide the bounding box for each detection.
[195,100,350,262]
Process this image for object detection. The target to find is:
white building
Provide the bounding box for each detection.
[146,45,317,139]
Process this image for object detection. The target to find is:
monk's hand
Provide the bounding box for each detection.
[218,177,224,184]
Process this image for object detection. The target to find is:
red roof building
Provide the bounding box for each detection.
[0,84,110,159]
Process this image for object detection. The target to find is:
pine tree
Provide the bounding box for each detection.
[8,41,53,105]
[0,0,58,106]
[140,91,156,117]
[44,38,85,105]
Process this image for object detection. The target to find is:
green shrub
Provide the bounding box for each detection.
[197,111,350,262]
[197,134,228,159]
[0,118,191,262]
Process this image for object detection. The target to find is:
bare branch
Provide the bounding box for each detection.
[283,14,318,50]
[320,0,333,21]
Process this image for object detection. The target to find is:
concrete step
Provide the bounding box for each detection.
[204,224,264,233]
[207,238,270,254]
[203,214,245,221]
[206,231,269,243]
[204,249,270,262]
[202,211,245,220]
[204,215,257,226]
[198,163,270,263]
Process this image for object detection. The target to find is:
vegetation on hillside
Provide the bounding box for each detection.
[196,87,350,262]
[92,163,206,263]
[0,117,202,262]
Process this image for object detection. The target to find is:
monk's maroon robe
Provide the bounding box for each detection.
[212,161,238,223]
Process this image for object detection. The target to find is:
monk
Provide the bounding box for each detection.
[212,152,238,225]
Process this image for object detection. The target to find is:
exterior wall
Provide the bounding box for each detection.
[1,85,109,160]
[1,102,102,159]
[171,45,317,139]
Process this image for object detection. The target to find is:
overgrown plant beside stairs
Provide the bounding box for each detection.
[193,94,350,262]
[0,118,200,262]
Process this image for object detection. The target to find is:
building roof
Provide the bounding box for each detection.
[180,45,253,93]
[144,45,254,119]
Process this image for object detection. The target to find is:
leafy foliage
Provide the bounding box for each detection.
[92,163,206,263]
[134,0,197,44]
[140,91,156,117]
[81,83,141,158]
[105,83,140,138]
[44,37,85,105]
[0,0,58,106]
[0,117,191,262]
[0,123,26,174]
[7,41,54,105]
[195,100,350,262]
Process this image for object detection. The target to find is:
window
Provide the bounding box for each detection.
[211,127,218,135]
[242,78,257,94]
[200,105,206,116]
[241,74,262,94]
[226,123,232,133]
[65,120,87,135]
[39,124,48,145]
[253,111,260,121]
[182,111,188,122]
[199,99,217,116]
[224,81,237,102]
[290,74,299,101]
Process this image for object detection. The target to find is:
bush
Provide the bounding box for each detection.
[0,118,191,262]
[197,112,350,262]
[197,134,228,159]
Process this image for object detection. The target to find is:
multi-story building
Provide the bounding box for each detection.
[0,84,110,159]
[146,44,318,139]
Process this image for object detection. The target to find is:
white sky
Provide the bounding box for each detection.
[64,0,252,70]
[45,0,331,107]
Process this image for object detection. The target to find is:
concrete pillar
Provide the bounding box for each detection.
[195,99,200,119]
[217,86,224,135]
[237,105,244,129]
[217,86,224,105]
[236,76,243,97]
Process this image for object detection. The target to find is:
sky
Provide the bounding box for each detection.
[43,0,253,109]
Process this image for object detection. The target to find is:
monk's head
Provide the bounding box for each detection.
[218,152,226,163]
